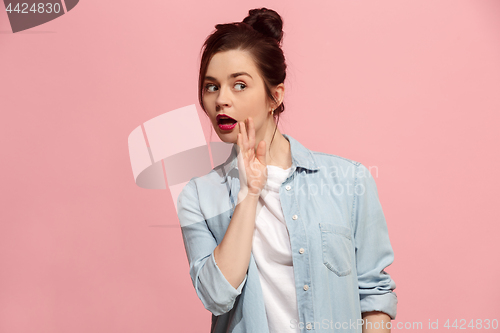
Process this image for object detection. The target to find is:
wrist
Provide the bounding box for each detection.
[237,189,260,205]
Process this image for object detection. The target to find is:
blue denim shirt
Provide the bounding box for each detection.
[176,134,397,333]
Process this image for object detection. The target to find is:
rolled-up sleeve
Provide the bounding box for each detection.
[176,179,247,316]
[351,163,398,319]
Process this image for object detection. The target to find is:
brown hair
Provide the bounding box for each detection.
[198,7,287,149]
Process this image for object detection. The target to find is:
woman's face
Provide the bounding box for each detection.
[202,49,274,144]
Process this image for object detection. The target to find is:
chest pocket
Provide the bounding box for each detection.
[319,223,353,277]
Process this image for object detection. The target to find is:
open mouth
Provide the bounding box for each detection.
[216,114,238,125]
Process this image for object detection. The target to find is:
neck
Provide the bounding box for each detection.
[254,118,292,169]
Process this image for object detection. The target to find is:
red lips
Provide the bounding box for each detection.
[216,114,238,131]
[216,114,237,124]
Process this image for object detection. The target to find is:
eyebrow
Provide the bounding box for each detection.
[204,72,253,82]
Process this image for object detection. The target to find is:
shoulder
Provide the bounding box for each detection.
[180,167,225,195]
[177,165,229,205]
[310,150,361,167]
[310,150,363,175]
[308,150,374,183]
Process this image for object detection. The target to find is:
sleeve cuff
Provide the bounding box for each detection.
[209,249,247,294]
[360,292,398,320]
[197,249,248,315]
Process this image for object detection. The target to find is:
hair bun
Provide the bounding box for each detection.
[243,7,283,44]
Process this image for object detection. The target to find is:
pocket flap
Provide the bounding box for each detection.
[319,223,352,240]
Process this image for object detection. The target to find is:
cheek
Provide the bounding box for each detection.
[205,109,216,124]
[209,114,217,125]
[202,93,214,106]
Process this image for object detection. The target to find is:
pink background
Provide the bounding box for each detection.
[1,0,499,332]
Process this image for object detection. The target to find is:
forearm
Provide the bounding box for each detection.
[362,311,391,333]
[213,191,259,289]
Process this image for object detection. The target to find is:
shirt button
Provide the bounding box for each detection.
[285,185,291,191]
[303,284,309,291]
[306,323,312,330]
[292,214,298,220]
[299,248,305,254]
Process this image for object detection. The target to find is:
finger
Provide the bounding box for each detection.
[237,133,246,165]
[248,117,255,151]
[236,133,248,183]
[238,121,244,151]
[255,140,266,165]
[236,132,242,164]
[240,120,248,151]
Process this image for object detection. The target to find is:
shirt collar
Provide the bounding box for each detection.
[221,133,319,181]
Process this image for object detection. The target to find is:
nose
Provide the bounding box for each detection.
[215,85,231,109]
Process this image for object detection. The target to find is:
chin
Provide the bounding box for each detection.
[215,130,237,144]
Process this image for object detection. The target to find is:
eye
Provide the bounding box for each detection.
[204,82,246,93]
[235,82,246,91]
[204,83,217,93]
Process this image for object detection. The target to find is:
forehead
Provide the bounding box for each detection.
[205,50,258,78]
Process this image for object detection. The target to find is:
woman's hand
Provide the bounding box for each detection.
[236,117,267,200]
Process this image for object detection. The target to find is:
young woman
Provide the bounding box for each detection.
[177,8,397,333]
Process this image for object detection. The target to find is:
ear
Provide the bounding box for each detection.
[270,83,285,109]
